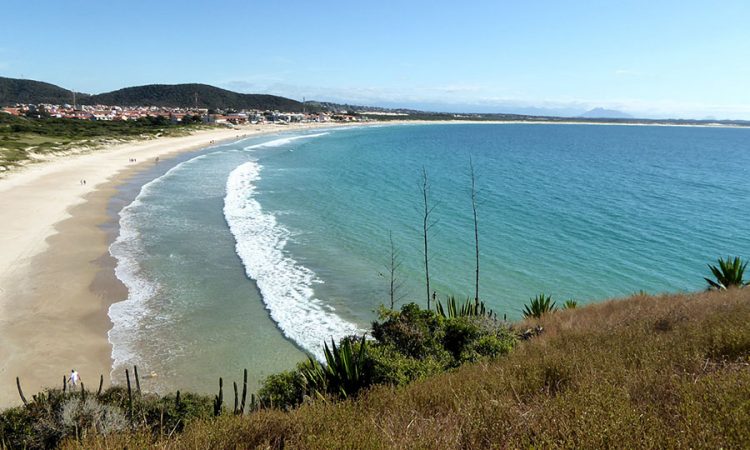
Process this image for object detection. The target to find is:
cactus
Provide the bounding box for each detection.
[240,368,248,415]
[233,381,239,414]
[63,375,67,394]
[126,368,133,419]
[175,390,181,410]
[16,377,28,405]
[134,365,141,394]
[213,377,223,416]
[81,382,86,403]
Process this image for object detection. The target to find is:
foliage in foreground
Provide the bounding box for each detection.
[70,288,750,449]
[0,386,214,449]
[257,303,516,410]
[435,296,495,319]
[522,293,557,318]
[705,256,749,290]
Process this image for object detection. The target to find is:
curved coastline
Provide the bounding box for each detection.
[0,122,358,408]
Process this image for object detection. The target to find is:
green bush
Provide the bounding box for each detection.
[255,302,517,411]
[0,406,35,449]
[371,303,445,359]
[365,344,449,386]
[442,317,483,362]
[257,370,307,410]
[461,332,516,362]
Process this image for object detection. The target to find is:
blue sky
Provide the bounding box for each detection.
[2,1,749,119]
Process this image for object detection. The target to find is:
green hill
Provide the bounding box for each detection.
[82,83,304,111]
[0,76,88,105]
[0,77,304,111]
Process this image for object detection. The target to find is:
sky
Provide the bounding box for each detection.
[2,1,749,119]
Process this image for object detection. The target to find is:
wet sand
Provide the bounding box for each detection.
[0,123,352,407]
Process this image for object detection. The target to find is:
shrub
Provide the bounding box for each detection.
[523,293,557,318]
[365,345,448,386]
[705,256,749,290]
[442,317,483,362]
[461,332,516,362]
[257,370,306,410]
[371,303,444,359]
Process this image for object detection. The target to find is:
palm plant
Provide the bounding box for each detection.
[436,296,495,319]
[705,256,749,290]
[562,299,578,309]
[523,293,556,319]
[300,335,369,398]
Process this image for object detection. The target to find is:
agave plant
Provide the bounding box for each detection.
[300,335,369,399]
[436,296,496,319]
[705,256,749,290]
[562,299,578,309]
[522,293,556,319]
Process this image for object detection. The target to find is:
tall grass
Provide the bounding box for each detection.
[68,288,750,449]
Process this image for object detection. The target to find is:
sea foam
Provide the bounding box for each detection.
[223,158,360,360]
[108,154,209,372]
[241,132,330,151]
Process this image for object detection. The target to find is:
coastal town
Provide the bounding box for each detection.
[1,102,367,125]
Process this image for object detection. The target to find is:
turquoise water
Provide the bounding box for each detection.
[109,123,750,394]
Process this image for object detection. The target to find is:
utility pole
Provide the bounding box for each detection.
[194,92,198,109]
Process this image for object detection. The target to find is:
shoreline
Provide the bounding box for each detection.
[2,119,744,407]
[0,122,357,408]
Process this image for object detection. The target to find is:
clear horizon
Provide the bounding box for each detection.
[2,1,749,119]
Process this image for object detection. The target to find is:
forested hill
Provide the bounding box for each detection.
[0,76,88,105]
[82,83,304,111]
[0,77,304,111]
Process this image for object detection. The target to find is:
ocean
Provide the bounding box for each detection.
[108,123,750,394]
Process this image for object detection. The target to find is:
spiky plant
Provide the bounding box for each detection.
[300,335,369,399]
[522,294,556,319]
[563,299,578,309]
[705,256,749,290]
[436,296,495,319]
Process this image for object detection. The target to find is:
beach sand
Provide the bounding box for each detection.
[0,122,348,407]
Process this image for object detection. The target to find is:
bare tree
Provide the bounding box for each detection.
[469,157,480,305]
[419,167,437,310]
[385,230,405,310]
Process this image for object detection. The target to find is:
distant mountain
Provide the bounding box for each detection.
[0,77,304,111]
[83,83,304,111]
[0,76,89,105]
[579,108,633,119]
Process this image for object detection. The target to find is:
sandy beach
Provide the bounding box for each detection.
[0,122,348,408]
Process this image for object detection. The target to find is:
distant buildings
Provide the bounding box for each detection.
[1,103,370,124]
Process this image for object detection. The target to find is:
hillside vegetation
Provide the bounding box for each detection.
[0,113,200,171]
[53,287,750,449]
[0,77,88,105]
[81,84,303,111]
[0,76,303,111]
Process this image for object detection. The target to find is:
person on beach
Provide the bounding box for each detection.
[68,369,81,389]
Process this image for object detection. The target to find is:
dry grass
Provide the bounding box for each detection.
[67,288,750,449]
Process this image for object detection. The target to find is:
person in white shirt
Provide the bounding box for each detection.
[69,369,81,389]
